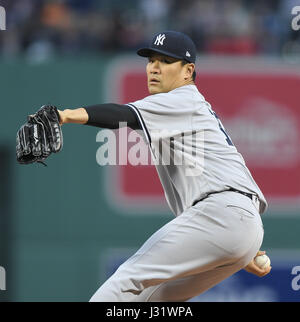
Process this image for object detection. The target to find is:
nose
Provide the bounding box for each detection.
[149,60,160,74]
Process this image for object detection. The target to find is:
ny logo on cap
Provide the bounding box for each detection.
[154,34,166,46]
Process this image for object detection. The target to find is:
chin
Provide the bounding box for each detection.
[148,88,161,95]
[150,90,161,95]
[148,85,164,95]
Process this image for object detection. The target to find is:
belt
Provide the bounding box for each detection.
[192,188,260,212]
[228,188,253,201]
[228,188,260,212]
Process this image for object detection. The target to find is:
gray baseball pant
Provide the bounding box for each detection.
[89,190,264,302]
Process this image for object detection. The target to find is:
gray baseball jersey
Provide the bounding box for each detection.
[127,84,267,216]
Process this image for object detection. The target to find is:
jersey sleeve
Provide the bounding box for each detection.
[84,103,141,130]
[126,92,195,146]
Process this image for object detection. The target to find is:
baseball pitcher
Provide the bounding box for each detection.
[16,31,271,302]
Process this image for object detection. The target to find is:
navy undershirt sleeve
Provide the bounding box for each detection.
[84,103,141,130]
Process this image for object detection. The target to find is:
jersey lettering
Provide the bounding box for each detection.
[207,106,234,146]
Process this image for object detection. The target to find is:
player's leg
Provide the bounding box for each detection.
[89,191,263,302]
[136,235,262,302]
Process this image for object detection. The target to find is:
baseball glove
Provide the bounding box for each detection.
[16,105,63,165]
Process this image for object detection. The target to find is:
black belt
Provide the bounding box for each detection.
[228,188,254,201]
[192,188,256,206]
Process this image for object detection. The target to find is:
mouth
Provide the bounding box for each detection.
[149,78,160,85]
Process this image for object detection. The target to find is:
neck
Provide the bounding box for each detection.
[184,80,195,86]
[173,80,195,91]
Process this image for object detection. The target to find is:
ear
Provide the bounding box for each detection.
[184,63,195,80]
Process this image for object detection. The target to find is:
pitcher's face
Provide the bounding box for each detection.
[146,54,193,94]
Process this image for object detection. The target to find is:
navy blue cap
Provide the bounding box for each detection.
[137,31,196,64]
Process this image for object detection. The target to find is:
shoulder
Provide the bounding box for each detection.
[130,85,204,111]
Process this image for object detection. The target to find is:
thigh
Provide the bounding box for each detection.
[119,202,245,284]
[90,195,263,302]
[143,261,246,302]
[132,229,263,302]
[144,229,263,302]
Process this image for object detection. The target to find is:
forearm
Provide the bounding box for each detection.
[58,108,88,125]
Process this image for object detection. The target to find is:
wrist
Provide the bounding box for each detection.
[57,108,88,125]
[58,109,70,125]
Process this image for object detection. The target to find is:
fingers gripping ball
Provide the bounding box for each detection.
[254,254,271,270]
[16,105,63,165]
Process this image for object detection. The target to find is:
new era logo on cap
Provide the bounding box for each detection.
[137,30,197,63]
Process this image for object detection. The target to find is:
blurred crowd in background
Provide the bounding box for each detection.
[0,0,299,61]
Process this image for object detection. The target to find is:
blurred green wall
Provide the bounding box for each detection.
[0,56,299,301]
